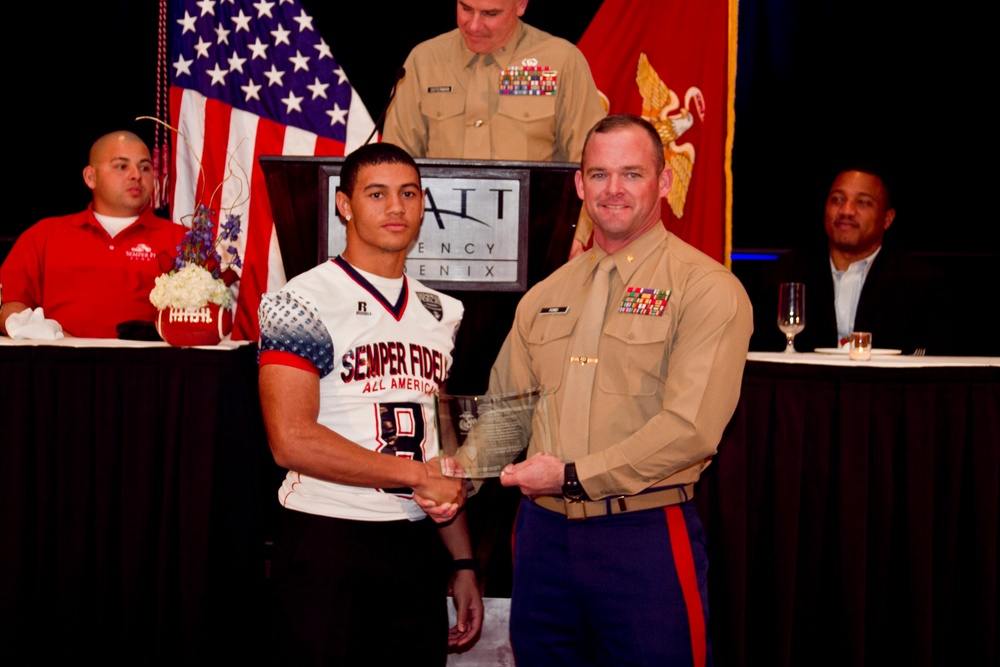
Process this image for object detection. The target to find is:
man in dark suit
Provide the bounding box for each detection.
[751,164,952,355]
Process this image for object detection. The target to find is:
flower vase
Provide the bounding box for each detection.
[156,303,232,347]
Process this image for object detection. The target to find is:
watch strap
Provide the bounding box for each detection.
[563,462,586,500]
[452,558,480,576]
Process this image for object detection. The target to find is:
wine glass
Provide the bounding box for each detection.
[777,282,806,353]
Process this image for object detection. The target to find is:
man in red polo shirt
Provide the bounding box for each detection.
[0,130,186,338]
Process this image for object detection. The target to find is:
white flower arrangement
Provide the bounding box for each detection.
[139,115,244,316]
[147,204,242,313]
[150,263,233,311]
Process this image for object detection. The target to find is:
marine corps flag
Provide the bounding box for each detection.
[167,0,374,340]
[577,0,737,265]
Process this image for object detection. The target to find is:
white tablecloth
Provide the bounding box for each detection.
[0,335,248,350]
[747,351,1000,368]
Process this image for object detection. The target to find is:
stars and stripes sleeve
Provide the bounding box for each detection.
[258,290,334,377]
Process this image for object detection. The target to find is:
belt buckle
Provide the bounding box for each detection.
[565,499,588,520]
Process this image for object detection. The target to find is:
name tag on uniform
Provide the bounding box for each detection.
[427,86,452,93]
[619,288,671,316]
[540,306,568,315]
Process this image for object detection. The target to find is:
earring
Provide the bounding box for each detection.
[345,215,352,221]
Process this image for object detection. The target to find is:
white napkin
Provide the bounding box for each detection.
[5,307,65,340]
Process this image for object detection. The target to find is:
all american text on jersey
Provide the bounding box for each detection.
[341,340,451,395]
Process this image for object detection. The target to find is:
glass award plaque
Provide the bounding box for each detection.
[436,387,549,479]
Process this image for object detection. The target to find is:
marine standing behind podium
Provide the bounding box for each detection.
[489,115,753,666]
[257,143,482,664]
[382,0,605,163]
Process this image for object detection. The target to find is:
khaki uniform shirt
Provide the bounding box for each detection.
[383,21,606,162]
[488,224,753,499]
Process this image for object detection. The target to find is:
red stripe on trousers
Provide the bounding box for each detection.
[665,504,707,667]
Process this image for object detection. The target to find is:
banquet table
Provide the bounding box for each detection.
[3,338,997,665]
[696,352,999,667]
[0,337,275,663]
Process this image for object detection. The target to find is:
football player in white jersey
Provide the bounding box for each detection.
[258,143,482,664]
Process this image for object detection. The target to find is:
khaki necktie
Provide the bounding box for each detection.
[559,255,615,451]
[464,55,493,158]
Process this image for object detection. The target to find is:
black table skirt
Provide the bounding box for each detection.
[3,348,997,665]
[697,361,999,667]
[0,344,273,663]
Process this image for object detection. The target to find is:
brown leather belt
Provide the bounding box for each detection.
[533,484,695,520]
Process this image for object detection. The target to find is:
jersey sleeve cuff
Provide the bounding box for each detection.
[258,349,320,375]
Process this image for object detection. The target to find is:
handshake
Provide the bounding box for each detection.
[412,456,471,523]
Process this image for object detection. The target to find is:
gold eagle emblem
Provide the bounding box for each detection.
[635,52,705,218]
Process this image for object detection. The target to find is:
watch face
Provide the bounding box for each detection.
[563,462,584,500]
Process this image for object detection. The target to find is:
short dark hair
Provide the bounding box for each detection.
[831,161,894,210]
[582,114,666,173]
[338,142,420,198]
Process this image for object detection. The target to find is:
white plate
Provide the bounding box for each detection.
[814,347,903,356]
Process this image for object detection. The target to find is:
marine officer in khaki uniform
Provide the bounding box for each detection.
[489,114,753,666]
[383,0,606,163]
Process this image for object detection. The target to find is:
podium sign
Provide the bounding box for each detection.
[321,162,531,292]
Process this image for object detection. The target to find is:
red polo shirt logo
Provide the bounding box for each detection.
[126,243,156,262]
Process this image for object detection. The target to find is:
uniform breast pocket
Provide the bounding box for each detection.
[598,315,673,396]
[525,314,577,394]
[495,96,557,160]
[420,93,465,149]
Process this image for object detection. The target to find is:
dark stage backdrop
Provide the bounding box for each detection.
[4,1,997,263]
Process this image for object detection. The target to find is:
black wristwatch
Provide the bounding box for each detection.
[562,462,586,501]
[452,558,480,576]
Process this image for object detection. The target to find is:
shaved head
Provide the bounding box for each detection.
[83,130,154,217]
[89,131,147,166]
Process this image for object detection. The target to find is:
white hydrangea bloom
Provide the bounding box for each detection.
[149,264,233,311]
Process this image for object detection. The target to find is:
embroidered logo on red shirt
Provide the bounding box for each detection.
[126,243,155,262]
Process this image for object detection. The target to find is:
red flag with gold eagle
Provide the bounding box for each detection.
[577,0,737,265]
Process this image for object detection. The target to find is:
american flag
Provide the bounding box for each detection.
[169,0,374,340]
